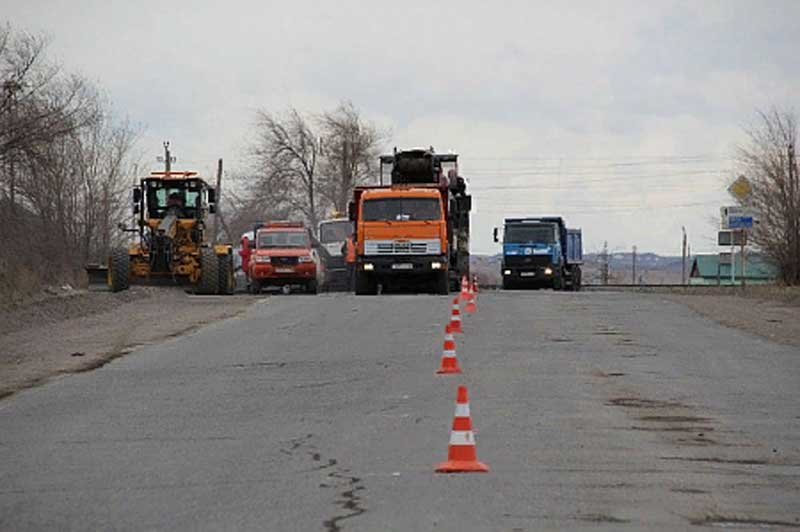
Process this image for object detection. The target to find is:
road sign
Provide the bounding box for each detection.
[728,175,752,200]
[720,206,757,230]
[718,230,746,246]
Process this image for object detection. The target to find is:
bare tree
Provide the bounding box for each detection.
[736,108,800,284]
[318,101,383,214]
[0,23,139,301]
[247,108,323,230]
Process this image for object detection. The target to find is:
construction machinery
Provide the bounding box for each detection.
[348,147,471,294]
[94,170,234,294]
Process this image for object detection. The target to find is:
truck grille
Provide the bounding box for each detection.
[364,239,441,255]
[272,256,298,265]
[506,255,551,268]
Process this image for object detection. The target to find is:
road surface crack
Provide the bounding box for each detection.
[322,470,366,532]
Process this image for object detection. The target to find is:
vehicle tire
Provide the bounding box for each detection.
[218,254,235,295]
[354,271,373,295]
[249,279,262,295]
[307,279,318,294]
[553,272,564,291]
[435,271,449,295]
[502,277,513,290]
[109,247,130,293]
[196,248,219,295]
[573,266,582,292]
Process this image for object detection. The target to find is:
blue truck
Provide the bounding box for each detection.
[493,217,583,290]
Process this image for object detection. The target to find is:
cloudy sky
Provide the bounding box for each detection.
[7,1,799,255]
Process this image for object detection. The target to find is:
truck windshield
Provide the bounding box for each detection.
[319,221,353,243]
[505,224,555,244]
[258,231,308,248]
[362,198,440,221]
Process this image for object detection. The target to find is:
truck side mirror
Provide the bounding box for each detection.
[132,187,142,203]
[207,188,216,204]
[209,204,216,214]
[133,204,140,215]
[493,227,499,243]
[348,201,356,221]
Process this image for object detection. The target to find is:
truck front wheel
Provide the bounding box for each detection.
[435,271,449,295]
[354,271,375,295]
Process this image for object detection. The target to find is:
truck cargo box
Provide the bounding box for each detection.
[566,229,583,264]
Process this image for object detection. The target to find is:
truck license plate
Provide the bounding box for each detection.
[392,263,413,270]
[520,272,536,277]
[276,267,294,273]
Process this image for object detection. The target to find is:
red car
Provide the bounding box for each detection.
[240,222,324,294]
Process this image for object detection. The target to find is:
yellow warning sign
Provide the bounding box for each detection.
[728,175,752,200]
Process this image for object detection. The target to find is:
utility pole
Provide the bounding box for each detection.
[681,226,687,285]
[632,245,637,285]
[789,142,799,283]
[601,241,609,285]
[163,141,172,172]
[213,158,223,243]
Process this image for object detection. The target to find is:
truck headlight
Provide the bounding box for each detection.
[298,255,313,263]
[255,255,271,263]
[431,261,442,270]
[544,267,553,275]
[503,269,511,276]
[363,263,374,271]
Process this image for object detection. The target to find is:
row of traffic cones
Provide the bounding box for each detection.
[435,276,488,473]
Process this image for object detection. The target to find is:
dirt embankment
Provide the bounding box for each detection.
[0,287,257,400]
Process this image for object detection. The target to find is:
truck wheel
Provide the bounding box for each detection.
[109,247,130,293]
[249,279,262,295]
[218,254,235,295]
[502,277,512,290]
[307,279,318,294]
[354,271,373,295]
[196,248,219,295]
[573,266,582,292]
[435,271,449,295]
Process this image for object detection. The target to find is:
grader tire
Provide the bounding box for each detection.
[109,247,130,293]
[218,254,235,295]
[196,248,220,295]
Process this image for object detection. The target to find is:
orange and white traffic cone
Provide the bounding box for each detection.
[465,292,477,314]
[449,297,463,333]
[436,385,489,473]
[436,325,462,374]
[459,275,470,301]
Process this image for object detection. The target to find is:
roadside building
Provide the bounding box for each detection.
[689,254,778,285]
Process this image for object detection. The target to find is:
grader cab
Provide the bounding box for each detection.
[102,170,234,294]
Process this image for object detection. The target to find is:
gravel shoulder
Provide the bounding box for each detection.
[659,287,800,349]
[0,287,257,400]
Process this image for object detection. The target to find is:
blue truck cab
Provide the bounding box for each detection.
[493,217,583,290]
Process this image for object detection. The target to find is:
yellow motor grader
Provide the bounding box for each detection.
[96,170,234,294]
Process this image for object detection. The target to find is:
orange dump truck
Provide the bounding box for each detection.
[240,221,323,294]
[348,148,471,295]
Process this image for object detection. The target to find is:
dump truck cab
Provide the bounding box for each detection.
[349,148,471,295]
[495,217,582,290]
[243,221,322,294]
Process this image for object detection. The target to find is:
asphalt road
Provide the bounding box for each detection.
[1,291,799,531]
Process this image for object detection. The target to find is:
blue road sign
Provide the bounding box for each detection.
[728,215,753,229]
